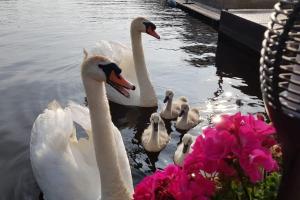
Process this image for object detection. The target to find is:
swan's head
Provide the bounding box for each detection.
[163,89,174,103]
[150,113,160,132]
[179,103,189,117]
[131,17,160,39]
[182,134,193,153]
[81,49,135,97]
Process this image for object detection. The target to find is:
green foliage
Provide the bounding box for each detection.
[213,172,281,200]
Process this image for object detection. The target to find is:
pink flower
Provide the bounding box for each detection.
[186,113,278,181]
[133,175,155,200]
[202,128,236,160]
[133,165,180,200]
[184,128,237,176]
[134,164,215,200]
[240,114,276,149]
[237,124,261,150]
[214,113,238,133]
[134,112,279,199]
[168,170,215,200]
[183,153,206,179]
[241,114,275,136]
[256,113,265,121]
[239,148,278,183]
[154,165,180,199]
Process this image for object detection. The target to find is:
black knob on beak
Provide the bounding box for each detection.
[163,96,169,103]
[153,122,158,132]
[179,110,184,117]
[182,144,189,153]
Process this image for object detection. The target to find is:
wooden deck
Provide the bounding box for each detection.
[228,9,273,27]
[176,0,220,27]
[175,0,275,72]
[175,0,274,52]
[176,0,274,29]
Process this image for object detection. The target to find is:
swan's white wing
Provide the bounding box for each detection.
[141,127,151,145]
[174,143,184,166]
[68,101,91,135]
[67,101,101,170]
[191,108,200,116]
[158,123,170,149]
[92,41,125,66]
[30,102,101,200]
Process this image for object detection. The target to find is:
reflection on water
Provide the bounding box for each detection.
[0,0,264,199]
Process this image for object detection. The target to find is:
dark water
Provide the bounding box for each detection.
[0,0,265,199]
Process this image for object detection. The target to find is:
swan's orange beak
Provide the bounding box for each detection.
[147,27,160,39]
[108,71,135,98]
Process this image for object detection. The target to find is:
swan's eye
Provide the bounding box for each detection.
[98,64,104,69]
[143,21,156,31]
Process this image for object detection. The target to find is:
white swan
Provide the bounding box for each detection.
[174,133,194,166]
[30,51,136,200]
[141,113,170,152]
[90,17,160,107]
[175,103,201,131]
[160,89,188,120]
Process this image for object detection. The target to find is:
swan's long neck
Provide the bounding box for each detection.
[150,123,159,144]
[131,28,157,106]
[166,98,173,111]
[83,78,131,200]
[181,112,189,123]
[184,145,191,154]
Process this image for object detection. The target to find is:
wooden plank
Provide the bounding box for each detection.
[228,9,273,27]
[219,10,267,53]
[176,0,221,21]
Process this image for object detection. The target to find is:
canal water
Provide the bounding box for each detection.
[0,0,265,199]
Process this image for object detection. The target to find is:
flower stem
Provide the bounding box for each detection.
[239,174,250,200]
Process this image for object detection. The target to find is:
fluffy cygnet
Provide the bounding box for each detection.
[160,90,188,120]
[142,113,170,152]
[175,103,200,131]
[174,133,194,166]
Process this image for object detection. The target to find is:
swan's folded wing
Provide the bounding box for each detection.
[68,101,92,134]
[174,143,184,165]
[92,40,129,65]
[67,101,100,171]
[191,108,200,115]
[30,105,74,152]
[92,40,117,63]
[30,105,81,200]
[30,103,101,200]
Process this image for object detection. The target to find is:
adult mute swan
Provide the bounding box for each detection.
[175,103,201,131]
[174,133,194,166]
[30,51,135,200]
[90,17,160,107]
[141,113,170,152]
[160,89,188,120]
